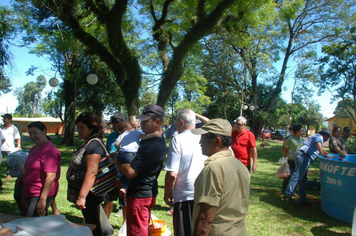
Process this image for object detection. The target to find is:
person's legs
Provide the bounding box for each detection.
[298,155,312,203]
[1,151,11,180]
[103,201,113,219]
[82,192,103,236]
[173,201,194,236]
[284,152,303,199]
[2,151,12,180]
[126,196,155,236]
[282,160,295,193]
[103,188,119,219]
[0,153,3,188]
[14,177,27,216]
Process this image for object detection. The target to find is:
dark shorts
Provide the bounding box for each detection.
[103,188,120,202]
[173,201,194,236]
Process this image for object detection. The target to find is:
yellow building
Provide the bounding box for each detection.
[325,116,356,135]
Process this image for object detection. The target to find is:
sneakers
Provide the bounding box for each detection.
[115,209,123,218]
[119,188,127,199]
[283,196,296,206]
[300,201,313,207]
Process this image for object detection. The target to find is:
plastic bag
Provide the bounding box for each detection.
[100,205,114,236]
[278,157,288,164]
[277,162,290,179]
[118,221,126,236]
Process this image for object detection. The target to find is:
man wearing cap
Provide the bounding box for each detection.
[1,113,21,180]
[191,118,250,236]
[103,112,126,218]
[164,109,207,236]
[117,104,166,236]
[283,128,331,206]
[341,127,356,153]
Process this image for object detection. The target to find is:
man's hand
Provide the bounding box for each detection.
[164,191,173,206]
[36,199,46,216]
[252,163,257,173]
[76,197,86,210]
[321,150,329,158]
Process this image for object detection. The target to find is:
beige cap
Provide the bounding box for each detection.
[191,118,232,136]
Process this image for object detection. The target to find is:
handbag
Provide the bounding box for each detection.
[90,139,119,197]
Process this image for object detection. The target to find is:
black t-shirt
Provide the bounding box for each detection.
[127,136,166,198]
[85,139,106,157]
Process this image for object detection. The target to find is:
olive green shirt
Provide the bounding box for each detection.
[193,149,250,236]
[341,134,356,154]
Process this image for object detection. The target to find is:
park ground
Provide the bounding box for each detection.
[0,134,352,236]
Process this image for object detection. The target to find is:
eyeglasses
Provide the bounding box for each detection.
[236,123,244,126]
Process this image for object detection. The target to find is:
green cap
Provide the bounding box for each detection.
[191,118,232,136]
[343,127,351,132]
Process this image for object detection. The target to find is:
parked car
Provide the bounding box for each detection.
[260,129,271,139]
[270,130,291,140]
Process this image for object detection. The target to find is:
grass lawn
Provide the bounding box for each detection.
[0,135,352,235]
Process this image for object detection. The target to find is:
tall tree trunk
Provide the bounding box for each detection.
[61,79,75,146]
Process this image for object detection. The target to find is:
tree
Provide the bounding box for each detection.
[13,1,127,145]
[14,75,46,117]
[0,6,15,95]
[25,0,272,115]
[265,0,348,113]
[296,103,323,136]
[317,27,356,122]
[333,99,354,118]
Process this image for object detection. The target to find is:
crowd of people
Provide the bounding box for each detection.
[1,109,355,235]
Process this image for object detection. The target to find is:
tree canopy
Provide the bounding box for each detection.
[317,27,356,122]
[0,6,15,95]
[24,0,274,114]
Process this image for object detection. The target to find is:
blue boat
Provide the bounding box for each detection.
[319,154,356,223]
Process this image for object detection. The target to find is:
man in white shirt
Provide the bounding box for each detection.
[1,114,21,180]
[164,108,207,236]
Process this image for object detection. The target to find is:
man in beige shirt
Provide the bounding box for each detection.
[192,118,250,236]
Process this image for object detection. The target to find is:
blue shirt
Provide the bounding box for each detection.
[299,134,324,161]
[106,131,119,154]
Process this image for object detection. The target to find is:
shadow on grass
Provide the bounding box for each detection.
[0,199,23,216]
[255,187,351,235]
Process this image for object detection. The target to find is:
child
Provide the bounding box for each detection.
[114,121,160,197]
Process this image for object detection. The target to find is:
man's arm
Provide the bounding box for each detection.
[118,163,138,179]
[251,147,257,173]
[193,203,218,236]
[16,138,21,150]
[164,171,177,206]
[195,113,210,123]
[316,142,329,158]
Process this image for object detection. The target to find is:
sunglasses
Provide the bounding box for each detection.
[236,123,244,126]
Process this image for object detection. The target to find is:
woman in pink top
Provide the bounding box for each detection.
[23,121,61,217]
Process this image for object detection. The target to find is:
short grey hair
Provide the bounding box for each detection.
[177,109,196,126]
[236,116,247,125]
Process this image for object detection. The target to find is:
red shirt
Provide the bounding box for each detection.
[231,129,256,166]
